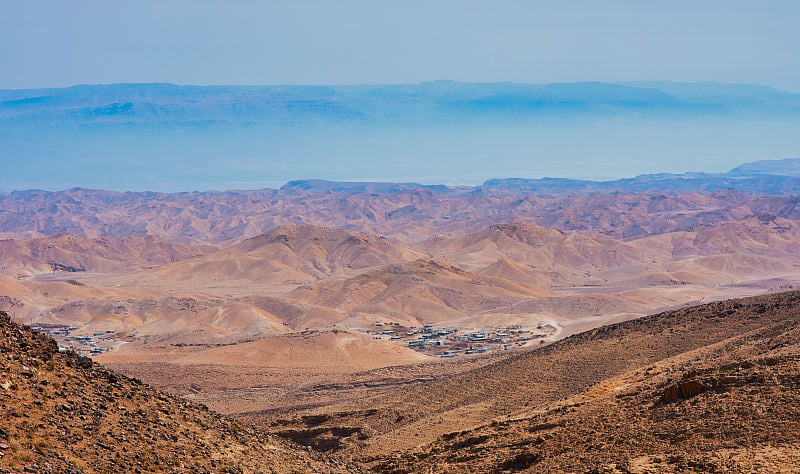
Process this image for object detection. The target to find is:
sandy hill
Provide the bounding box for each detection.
[418,222,649,286]
[419,219,800,290]
[0,273,188,325]
[0,275,38,308]
[477,257,552,288]
[664,215,800,258]
[34,294,293,345]
[255,290,800,472]
[0,233,212,277]
[621,216,800,284]
[99,328,432,372]
[286,258,551,327]
[32,289,363,344]
[0,311,354,473]
[121,224,426,291]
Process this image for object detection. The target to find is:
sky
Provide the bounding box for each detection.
[1,0,799,92]
[0,1,798,191]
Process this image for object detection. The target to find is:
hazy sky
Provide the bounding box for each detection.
[1,0,799,91]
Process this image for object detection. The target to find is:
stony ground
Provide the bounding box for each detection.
[0,311,357,473]
[364,292,800,472]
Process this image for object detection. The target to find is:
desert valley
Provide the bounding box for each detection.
[2,158,800,472]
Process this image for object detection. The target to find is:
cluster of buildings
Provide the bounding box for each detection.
[30,323,116,356]
[368,322,551,358]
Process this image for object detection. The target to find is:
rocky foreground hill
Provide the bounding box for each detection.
[252,291,800,473]
[0,311,354,473]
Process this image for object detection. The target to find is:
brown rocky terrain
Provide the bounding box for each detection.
[1,185,800,472]
[1,217,794,427]
[0,311,355,473]
[247,291,800,473]
[374,350,800,473]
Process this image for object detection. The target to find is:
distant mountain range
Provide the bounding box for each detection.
[480,157,800,194]
[3,158,800,248]
[1,81,798,191]
[283,157,800,195]
[1,81,798,128]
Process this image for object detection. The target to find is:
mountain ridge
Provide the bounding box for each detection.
[3,81,797,127]
[5,157,800,197]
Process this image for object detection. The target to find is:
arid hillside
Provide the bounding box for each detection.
[375,341,800,472]
[2,215,797,420]
[113,224,427,291]
[418,222,650,285]
[0,311,355,473]
[286,258,551,326]
[249,291,800,473]
[1,182,800,473]
[422,217,800,284]
[0,234,213,277]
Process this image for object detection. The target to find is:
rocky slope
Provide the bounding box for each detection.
[374,351,800,473]
[0,311,355,473]
[252,291,800,473]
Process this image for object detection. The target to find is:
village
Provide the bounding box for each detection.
[30,323,117,357]
[30,318,556,361]
[365,321,556,358]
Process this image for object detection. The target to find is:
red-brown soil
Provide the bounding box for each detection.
[0,311,356,473]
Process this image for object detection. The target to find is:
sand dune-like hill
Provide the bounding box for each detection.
[123,224,426,290]
[0,274,181,324]
[101,329,433,371]
[421,218,800,290]
[258,290,800,472]
[634,216,800,259]
[30,289,397,346]
[619,217,800,284]
[35,295,292,345]
[478,257,553,287]
[419,222,649,285]
[484,293,640,320]
[287,258,551,326]
[0,233,212,277]
[0,311,353,473]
